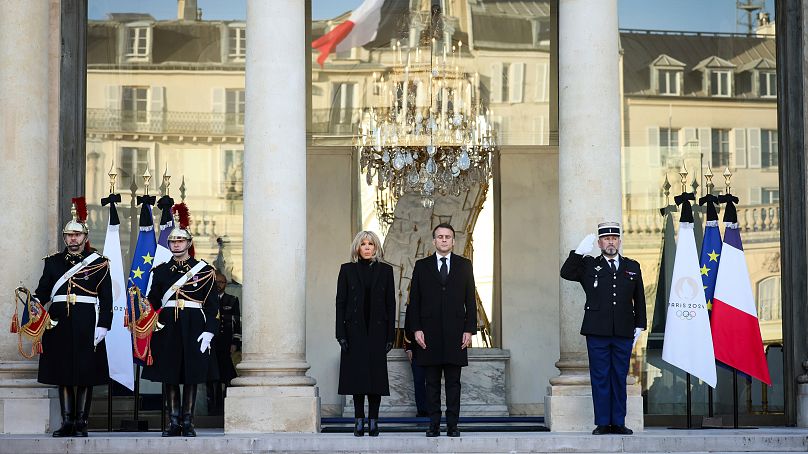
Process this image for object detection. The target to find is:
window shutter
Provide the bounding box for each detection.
[749,187,762,205]
[681,127,697,154]
[747,128,761,168]
[698,127,711,159]
[211,88,225,113]
[731,128,747,168]
[211,88,225,133]
[490,63,502,103]
[105,85,121,110]
[535,62,548,102]
[509,62,525,103]
[149,86,165,129]
[150,86,164,111]
[648,126,661,167]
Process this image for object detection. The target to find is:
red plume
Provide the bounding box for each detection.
[172,203,195,257]
[71,196,91,252]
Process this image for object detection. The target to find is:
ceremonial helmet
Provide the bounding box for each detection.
[167,211,192,241]
[62,201,89,235]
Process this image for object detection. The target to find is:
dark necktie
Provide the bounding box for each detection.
[609,259,617,273]
[440,257,448,284]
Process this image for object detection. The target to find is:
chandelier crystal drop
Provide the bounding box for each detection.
[356,38,498,210]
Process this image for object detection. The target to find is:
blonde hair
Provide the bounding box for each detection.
[350,230,383,262]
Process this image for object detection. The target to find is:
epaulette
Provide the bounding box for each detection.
[42,251,60,260]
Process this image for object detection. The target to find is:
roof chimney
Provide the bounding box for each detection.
[177,0,198,21]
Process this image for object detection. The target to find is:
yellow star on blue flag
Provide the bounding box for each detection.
[699,221,723,313]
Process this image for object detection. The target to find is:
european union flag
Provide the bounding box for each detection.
[128,195,157,320]
[698,193,722,312]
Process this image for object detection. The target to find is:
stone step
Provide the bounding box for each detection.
[1,428,807,453]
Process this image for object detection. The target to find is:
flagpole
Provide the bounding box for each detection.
[733,369,739,428]
[686,373,692,429]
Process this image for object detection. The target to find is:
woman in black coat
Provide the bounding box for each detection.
[335,230,396,437]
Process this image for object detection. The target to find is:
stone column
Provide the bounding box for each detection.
[0,0,57,434]
[544,0,642,432]
[225,0,320,433]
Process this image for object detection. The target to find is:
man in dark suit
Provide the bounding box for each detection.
[560,221,646,435]
[406,223,477,437]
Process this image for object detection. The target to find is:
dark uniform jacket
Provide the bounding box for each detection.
[405,253,477,367]
[335,260,395,396]
[35,248,113,386]
[142,257,219,385]
[560,251,647,338]
[212,292,241,382]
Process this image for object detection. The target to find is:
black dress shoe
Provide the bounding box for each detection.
[446,426,460,437]
[353,418,365,437]
[367,418,379,437]
[610,425,633,435]
[592,425,610,435]
[52,420,75,438]
[181,415,196,437]
[425,424,440,437]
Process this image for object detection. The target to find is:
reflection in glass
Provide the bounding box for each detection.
[85,0,246,423]
[620,4,782,423]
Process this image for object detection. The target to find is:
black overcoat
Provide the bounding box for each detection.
[142,257,219,384]
[212,292,240,382]
[36,248,113,386]
[405,253,477,367]
[335,261,395,396]
[560,251,647,338]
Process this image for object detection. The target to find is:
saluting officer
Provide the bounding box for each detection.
[142,218,218,437]
[560,222,646,435]
[35,204,113,437]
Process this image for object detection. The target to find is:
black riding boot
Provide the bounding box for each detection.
[52,386,75,437]
[162,385,182,437]
[74,386,93,437]
[182,384,198,437]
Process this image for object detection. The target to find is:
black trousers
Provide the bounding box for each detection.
[424,364,461,427]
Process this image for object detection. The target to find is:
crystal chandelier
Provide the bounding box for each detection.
[356,36,497,209]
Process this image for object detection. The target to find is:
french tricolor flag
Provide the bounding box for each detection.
[312,0,385,66]
[711,195,771,385]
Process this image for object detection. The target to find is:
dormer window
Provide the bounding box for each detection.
[650,54,685,96]
[759,70,777,98]
[694,56,736,98]
[658,70,680,95]
[125,23,151,61]
[710,70,732,96]
[228,24,246,61]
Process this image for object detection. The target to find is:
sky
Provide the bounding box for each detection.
[88,0,777,34]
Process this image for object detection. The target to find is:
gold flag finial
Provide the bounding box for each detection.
[108,159,118,194]
[163,165,171,196]
[143,167,152,196]
[723,167,733,194]
[678,162,688,193]
[705,163,714,194]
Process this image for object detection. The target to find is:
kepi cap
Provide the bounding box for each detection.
[597,221,621,238]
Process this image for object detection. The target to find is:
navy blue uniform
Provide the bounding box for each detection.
[560,251,646,426]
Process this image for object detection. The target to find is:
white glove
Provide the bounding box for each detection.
[93,327,108,346]
[632,327,644,348]
[197,332,214,353]
[574,233,597,256]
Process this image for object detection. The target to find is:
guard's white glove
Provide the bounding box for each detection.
[633,327,644,348]
[574,233,597,256]
[93,327,108,346]
[197,332,214,353]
